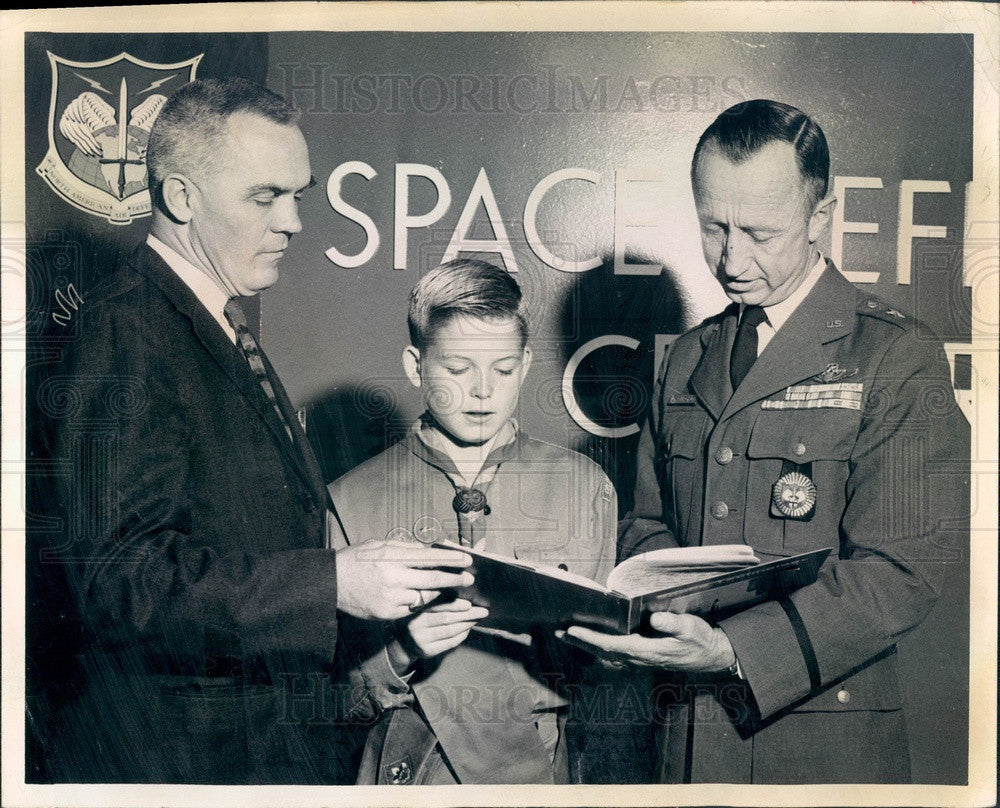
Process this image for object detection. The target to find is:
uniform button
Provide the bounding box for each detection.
[384,526,413,543]
[794,442,807,457]
[710,501,729,520]
[837,689,851,704]
[715,446,734,465]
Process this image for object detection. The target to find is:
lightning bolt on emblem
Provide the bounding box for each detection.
[137,74,178,96]
[71,71,112,95]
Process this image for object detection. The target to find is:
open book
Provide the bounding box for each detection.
[433,542,831,634]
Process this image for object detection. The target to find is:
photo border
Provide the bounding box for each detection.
[2,3,996,807]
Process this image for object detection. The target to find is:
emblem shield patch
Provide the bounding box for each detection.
[36,51,202,224]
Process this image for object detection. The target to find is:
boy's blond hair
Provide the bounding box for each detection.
[407,259,528,350]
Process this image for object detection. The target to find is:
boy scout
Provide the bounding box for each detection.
[564,100,970,783]
[328,259,618,784]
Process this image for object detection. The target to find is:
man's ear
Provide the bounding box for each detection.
[808,193,837,244]
[160,173,198,224]
[402,345,422,389]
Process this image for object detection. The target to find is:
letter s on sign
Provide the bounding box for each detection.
[325,161,380,269]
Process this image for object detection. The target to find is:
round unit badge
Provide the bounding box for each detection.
[772,471,817,518]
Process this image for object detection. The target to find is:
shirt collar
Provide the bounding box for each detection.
[409,416,519,487]
[147,234,236,343]
[749,253,827,332]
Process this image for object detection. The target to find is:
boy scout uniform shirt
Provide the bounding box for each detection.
[329,424,617,784]
[619,261,969,783]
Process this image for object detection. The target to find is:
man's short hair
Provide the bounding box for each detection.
[146,77,300,189]
[691,99,830,208]
[407,259,528,351]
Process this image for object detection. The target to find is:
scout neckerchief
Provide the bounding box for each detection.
[407,415,519,547]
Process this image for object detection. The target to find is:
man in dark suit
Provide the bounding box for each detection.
[563,100,969,782]
[37,78,471,784]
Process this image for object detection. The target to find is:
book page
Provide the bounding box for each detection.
[607,545,760,597]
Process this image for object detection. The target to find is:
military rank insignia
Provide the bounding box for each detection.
[771,471,817,519]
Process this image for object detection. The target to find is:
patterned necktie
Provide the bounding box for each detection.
[224,298,293,441]
[730,305,768,391]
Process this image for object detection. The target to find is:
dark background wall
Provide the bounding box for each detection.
[25,31,972,784]
[264,32,972,474]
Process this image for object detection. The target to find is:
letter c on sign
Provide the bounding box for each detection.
[562,335,640,438]
[524,168,602,273]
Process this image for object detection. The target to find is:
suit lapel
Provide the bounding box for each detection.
[131,245,327,505]
[721,262,856,421]
[689,305,738,421]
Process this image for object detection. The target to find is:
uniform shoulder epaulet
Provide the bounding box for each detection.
[856,295,911,328]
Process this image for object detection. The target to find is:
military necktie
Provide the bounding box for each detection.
[224,298,294,441]
[730,304,768,391]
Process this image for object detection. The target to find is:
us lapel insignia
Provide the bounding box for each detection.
[771,471,817,519]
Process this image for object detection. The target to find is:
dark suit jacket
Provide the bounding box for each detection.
[620,262,970,783]
[36,244,353,783]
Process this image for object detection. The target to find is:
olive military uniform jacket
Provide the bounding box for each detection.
[619,261,969,783]
[329,426,620,784]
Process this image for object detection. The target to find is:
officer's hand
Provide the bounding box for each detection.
[559,612,736,673]
[403,598,490,660]
[335,541,473,621]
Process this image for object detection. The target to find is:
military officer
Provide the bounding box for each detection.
[562,99,969,783]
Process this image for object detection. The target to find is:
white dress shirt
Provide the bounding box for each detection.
[749,254,827,357]
[147,234,236,345]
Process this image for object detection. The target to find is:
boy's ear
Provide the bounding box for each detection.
[401,345,422,388]
[518,346,533,384]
